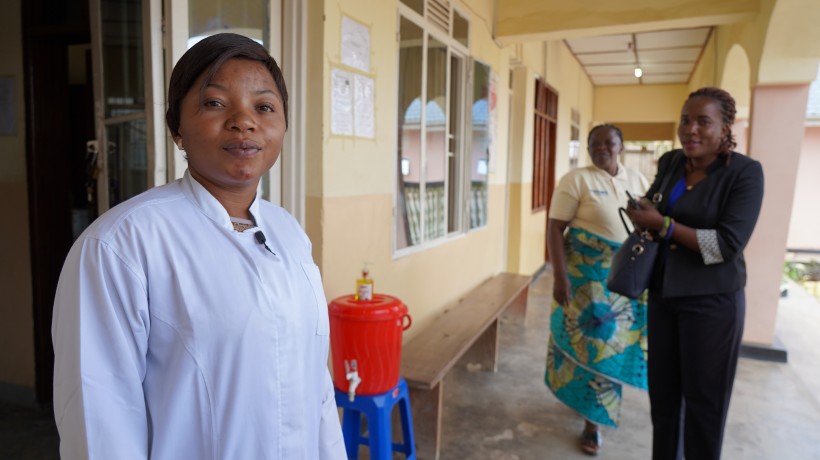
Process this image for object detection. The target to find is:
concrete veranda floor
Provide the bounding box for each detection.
[2,270,820,459]
[433,270,820,460]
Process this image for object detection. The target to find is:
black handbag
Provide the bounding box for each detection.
[606,155,679,299]
[606,208,658,298]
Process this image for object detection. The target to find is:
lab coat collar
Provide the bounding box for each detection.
[181,170,263,231]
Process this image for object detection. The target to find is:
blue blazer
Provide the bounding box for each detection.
[647,150,764,298]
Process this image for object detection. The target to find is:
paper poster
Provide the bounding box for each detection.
[354,74,374,138]
[341,16,370,72]
[331,68,354,136]
[488,71,497,172]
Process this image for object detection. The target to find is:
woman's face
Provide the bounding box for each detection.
[588,127,622,175]
[174,58,286,195]
[678,96,728,161]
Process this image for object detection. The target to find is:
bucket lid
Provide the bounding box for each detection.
[328,294,407,321]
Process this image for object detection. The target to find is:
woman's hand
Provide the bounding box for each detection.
[552,274,572,306]
[547,218,572,306]
[626,198,664,232]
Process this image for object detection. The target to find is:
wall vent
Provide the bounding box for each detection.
[426,0,451,35]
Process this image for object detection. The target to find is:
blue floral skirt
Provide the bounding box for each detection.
[545,227,647,427]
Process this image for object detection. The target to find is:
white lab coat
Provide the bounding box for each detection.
[52,171,346,459]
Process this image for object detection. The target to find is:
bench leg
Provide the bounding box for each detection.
[409,383,443,460]
[502,285,529,323]
[461,318,499,372]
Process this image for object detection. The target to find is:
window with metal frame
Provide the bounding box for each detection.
[396,1,480,252]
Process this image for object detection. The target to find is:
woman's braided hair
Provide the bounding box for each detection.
[686,87,737,161]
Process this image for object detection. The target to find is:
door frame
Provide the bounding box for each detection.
[88,0,162,213]
[163,0,306,225]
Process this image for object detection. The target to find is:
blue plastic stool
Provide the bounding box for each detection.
[335,377,416,460]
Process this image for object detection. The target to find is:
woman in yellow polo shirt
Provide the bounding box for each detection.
[545,124,649,456]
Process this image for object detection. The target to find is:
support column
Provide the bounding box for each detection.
[744,84,809,352]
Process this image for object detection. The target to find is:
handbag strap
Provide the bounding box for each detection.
[617,152,681,236]
[651,150,682,206]
[618,207,635,235]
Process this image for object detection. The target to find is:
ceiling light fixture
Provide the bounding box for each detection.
[629,34,642,82]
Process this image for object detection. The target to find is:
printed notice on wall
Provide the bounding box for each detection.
[488,72,498,172]
[0,76,15,136]
[341,15,370,73]
[331,68,354,136]
[354,74,374,138]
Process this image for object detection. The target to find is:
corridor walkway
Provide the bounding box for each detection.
[436,270,820,460]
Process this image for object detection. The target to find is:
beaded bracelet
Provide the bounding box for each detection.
[658,216,672,238]
[665,221,676,240]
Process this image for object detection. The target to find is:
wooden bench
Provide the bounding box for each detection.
[400,272,531,460]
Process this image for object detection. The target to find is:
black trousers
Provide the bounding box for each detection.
[647,289,745,460]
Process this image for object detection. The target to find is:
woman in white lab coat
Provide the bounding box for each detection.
[51,33,346,460]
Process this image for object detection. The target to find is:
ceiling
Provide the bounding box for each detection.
[565,27,712,86]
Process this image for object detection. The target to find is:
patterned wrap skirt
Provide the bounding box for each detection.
[545,227,648,427]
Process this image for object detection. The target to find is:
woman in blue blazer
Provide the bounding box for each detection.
[627,87,764,460]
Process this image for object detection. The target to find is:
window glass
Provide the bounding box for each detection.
[396,17,424,249]
[453,10,469,48]
[400,0,424,16]
[426,36,448,240]
[100,0,147,209]
[447,54,465,233]
[396,11,474,252]
[102,0,144,118]
[188,0,267,49]
[470,61,491,229]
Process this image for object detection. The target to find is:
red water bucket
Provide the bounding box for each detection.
[329,294,412,395]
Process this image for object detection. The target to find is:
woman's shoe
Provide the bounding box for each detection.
[580,428,601,456]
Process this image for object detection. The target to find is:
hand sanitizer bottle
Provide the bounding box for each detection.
[355,266,374,301]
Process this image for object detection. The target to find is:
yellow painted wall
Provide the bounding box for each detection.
[721,44,753,119]
[305,0,326,267]
[546,40,595,180]
[593,85,690,124]
[504,66,531,273]
[0,0,35,388]
[305,0,326,198]
[316,0,513,336]
[710,0,774,88]
[320,1,396,198]
[495,0,759,41]
[689,33,719,90]
[318,185,507,342]
[757,0,820,84]
[504,39,594,275]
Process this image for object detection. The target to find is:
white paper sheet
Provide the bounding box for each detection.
[331,69,354,136]
[354,75,374,138]
[341,16,370,73]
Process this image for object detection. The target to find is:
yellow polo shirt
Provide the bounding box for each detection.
[549,163,649,243]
